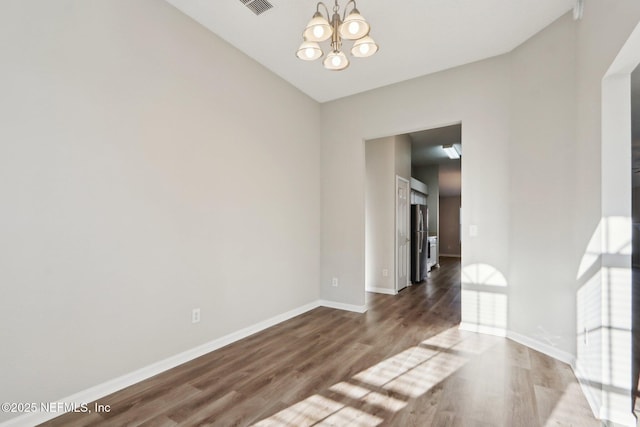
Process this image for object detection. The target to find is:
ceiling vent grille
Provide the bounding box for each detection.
[240,0,273,16]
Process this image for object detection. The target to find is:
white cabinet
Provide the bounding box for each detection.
[410,177,428,204]
[427,236,438,270]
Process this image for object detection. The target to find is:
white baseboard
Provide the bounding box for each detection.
[365,287,397,295]
[319,299,368,313]
[504,332,637,425]
[0,298,370,427]
[459,327,574,366]
[506,330,574,366]
[459,322,506,337]
[599,408,637,427]
[0,300,322,427]
[464,328,636,426]
[572,360,601,424]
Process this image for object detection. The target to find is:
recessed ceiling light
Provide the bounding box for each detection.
[442,144,461,159]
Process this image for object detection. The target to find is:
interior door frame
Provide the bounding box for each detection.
[395,175,411,293]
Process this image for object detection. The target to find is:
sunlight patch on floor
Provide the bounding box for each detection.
[253,327,477,426]
[421,327,463,348]
[540,383,598,427]
[329,382,370,399]
[253,395,343,427]
[315,406,383,427]
[329,382,407,412]
[383,351,467,398]
[353,346,436,387]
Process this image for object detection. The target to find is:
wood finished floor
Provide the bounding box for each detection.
[41,257,600,427]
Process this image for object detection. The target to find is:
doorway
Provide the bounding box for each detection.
[410,124,462,273]
[364,124,462,296]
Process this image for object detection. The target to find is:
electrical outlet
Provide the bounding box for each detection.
[382,269,388,277]
[332,277,339,287]
[192,308,201,324]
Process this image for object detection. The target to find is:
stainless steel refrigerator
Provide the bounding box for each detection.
[411,204,429,283]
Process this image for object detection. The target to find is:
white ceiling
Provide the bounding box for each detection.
[165,0,576,103]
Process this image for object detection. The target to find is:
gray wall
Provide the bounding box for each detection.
[508,10,577,355]
[365,136,411,293]
[0,0,321,420]
[365,137,395,292]
[440,196,461,256]
[395,134,412,181]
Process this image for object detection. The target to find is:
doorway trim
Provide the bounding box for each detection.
[582,20,640,427]
[395,175,410,293]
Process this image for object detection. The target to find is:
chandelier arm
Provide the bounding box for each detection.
[316,2,331,20]
[341,0,357,20]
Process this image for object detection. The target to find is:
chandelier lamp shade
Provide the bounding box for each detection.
[296,0,378,71]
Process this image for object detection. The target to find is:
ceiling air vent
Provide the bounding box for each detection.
[239,0,273,16]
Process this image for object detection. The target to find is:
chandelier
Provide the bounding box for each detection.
[296,0,378,71]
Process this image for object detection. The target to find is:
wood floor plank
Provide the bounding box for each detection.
[136,415,178,427]
[39,258,600,427]
[503,365,540,427]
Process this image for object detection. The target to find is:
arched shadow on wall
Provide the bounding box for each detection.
[459,263,508,336]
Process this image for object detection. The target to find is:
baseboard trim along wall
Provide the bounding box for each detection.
[505,331,620,424]
[365,287,397,295]
[319,299,368,313]
[458,327,632,425]
[505,330,574,366]
[572,360,601,424]
[1,299,366,427]
[458,322,506,337]
[439,253,461,258]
